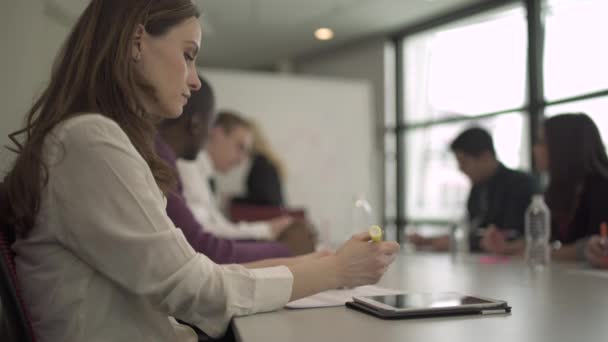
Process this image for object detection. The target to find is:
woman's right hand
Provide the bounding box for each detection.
[334,232,400,288]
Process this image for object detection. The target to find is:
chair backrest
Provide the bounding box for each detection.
[0,183,36,342]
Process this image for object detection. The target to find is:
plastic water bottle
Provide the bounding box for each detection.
[350,193,373,237]
[525,195,551,269]
[450,219,470,256]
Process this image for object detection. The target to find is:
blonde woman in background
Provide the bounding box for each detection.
[233,118,288,207]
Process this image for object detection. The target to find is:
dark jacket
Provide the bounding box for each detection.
[468,163,537,251]
[554,174,608,244]
[234,153,285,207]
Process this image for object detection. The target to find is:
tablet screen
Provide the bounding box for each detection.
[367,293,494,310]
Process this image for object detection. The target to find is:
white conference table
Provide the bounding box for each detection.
[232,253,608,342]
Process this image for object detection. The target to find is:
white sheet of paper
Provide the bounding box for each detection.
[286,285,403,309]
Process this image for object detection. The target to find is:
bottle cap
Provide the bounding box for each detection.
[369,225,383,242]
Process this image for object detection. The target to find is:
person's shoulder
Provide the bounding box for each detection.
[53,113,126,145]
[506,168,534,181]
[585,173,608,194]
[252,153,273,167]
[502,165,536,189]
[47,113,142,164]
[250,154,279,177]
[155,136,177,166]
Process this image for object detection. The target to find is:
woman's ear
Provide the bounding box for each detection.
[131,24,145,62]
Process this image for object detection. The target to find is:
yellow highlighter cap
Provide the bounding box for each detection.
[369,225,383,242]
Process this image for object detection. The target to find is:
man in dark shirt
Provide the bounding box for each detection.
[409,127,537,252]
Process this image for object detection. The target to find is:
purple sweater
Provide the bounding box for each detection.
[155,137,291,264]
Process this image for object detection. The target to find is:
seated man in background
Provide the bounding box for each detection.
[409,127,537,253]
[177,110,294,241]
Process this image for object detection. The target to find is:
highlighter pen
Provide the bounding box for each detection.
[369,225,383,242]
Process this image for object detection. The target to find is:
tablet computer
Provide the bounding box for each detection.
[348,292,511,319]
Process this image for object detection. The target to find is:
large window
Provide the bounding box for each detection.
[400,5,529,223]
[543,0,608,101]
[543,0,608,147]
[404,8,527,124]
[387,0,608,240]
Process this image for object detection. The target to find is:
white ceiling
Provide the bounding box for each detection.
[45,0,482,69]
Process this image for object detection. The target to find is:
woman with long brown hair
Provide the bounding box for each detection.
[1,1,399,341]
[482,113,608,268]
[539,113,608,267]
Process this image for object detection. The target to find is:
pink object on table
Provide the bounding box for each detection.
[479,255,511,264]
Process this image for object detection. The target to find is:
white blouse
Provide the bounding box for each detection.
[12,114,293,342]
[177,153,274,240]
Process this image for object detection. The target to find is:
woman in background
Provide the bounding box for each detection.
[482,113,608,268]
[233,118,287,207]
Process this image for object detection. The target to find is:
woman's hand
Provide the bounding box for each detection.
[334,232,400,288]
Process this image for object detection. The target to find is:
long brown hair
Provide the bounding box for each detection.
[2,0,199,236]
[544,113,608,224]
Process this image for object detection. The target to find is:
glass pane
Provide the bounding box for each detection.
[403,6,526,123]
[545,96,608,149]
[383,223,398,242]
[384,132,397,219]
[404,112,529,221]
[384,157,397,219]
[384,42,397,127]
[544,0,608,101]
[384,131,396,155]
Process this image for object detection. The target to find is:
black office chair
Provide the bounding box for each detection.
[0,183,36,342]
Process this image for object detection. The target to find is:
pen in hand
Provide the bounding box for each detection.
[369,225,383,243]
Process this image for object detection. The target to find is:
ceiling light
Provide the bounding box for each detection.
[314,28,334,41]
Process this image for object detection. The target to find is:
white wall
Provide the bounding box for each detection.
[0,1,70,174]
[203,68,376,245]
[295,38,396,236]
